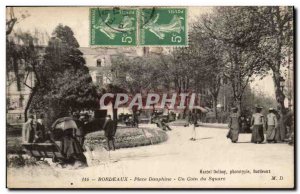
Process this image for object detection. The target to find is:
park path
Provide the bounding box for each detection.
[8,124,294,188]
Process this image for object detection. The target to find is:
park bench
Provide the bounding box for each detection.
[22,141,64,162]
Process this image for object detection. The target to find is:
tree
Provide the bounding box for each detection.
[6,8,31,35]
[7,8,32,115]
[200,7,267,111]
[6,30,41,120]
[169,24,226,119]
[189,27,225,119]
[242,85,277,114]
[110,54,169,94]
[30,24,98,127]
[171,48,194,94]
[6,7,17,35]
[109,54,169,115]
[244,6,293,139]
[7,38,23,91]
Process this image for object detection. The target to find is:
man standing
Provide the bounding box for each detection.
[190,110,198,141]
[227,107,240,143]
[251,105,265,144]
[132,110,139,128]
[184,111,191,127]
[266,108,279,143]
[104,115,117,151]
[22,115,35,143]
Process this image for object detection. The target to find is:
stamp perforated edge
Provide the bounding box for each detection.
[88,6,189,48]
[89,7,138,47]
[137,6,189,47]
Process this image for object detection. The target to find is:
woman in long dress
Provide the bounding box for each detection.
[251,106,265,143]
[227,107,240,143]
[266,108,280,143]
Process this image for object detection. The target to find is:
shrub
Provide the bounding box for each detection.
[84,127,168,151]
[7,136,24,154]
[7,154,50,168]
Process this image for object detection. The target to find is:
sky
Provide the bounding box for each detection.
[7,6,275,98]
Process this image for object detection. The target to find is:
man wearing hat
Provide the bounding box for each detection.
[227,107,240,143]
[266,108,279,143]
[104,115,117,151]
[250,105,265,143]
[22,114,35,143]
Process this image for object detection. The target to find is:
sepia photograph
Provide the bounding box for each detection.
[5,6,295,189]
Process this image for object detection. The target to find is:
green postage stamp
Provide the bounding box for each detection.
[90,7,187,46]
[90,8,138,46]
[139,7,187,46]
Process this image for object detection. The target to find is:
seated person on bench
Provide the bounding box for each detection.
[51,127,87,167]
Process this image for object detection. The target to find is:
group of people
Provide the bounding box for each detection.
[22,113,90,167]
[22,114,47,143]
[123,112,139,128]
[151,111,173,131]
[227,105,292,144]
[22,113,87,145]
[22,111,119,168]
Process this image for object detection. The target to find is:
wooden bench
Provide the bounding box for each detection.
[22,142,64,162]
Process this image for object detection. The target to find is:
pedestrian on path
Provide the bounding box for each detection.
[227,107,240,143]
[190,110,198,141]
[251,105,265,144]
[104,115,116,151]
[266,108,280,143]
[184,111,191,127]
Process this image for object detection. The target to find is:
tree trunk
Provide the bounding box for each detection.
[273,70,287,140]
[212,97,218,123]
[112,96,118,129]
[6,18,17,35]
[236,98,242,115]
[112,107,118,122]
[24,87,37,122]
[13,58,21,91]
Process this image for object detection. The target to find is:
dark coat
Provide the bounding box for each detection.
[60,129,87,164]
[74,119,85,146]
[104,119,117,139]
[83,118,116,139]
[35,122,46,142]
[191,113,198,125]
